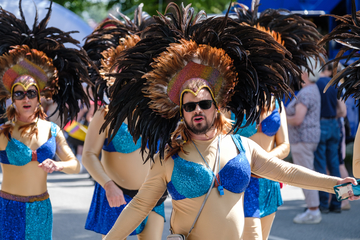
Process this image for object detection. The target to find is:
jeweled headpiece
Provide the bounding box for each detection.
[0,46,57,101]
[144,39,237,118]
[0,0,91,124]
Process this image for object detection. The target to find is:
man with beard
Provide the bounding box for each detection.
[103,62,358,240]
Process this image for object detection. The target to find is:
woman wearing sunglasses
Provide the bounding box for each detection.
[81,11,166,239]
[0,2,91,239]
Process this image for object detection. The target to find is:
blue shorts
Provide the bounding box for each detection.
[0,191,52,240]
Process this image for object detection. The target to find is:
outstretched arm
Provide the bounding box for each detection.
[243,137,356,194]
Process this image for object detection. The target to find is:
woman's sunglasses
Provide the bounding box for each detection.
[182,100,213,112]
[13,89,38,100]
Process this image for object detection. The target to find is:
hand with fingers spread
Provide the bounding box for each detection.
[38,159,64,173]
[104,180,127,207]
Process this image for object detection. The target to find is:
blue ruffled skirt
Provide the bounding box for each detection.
[244,177,283,218]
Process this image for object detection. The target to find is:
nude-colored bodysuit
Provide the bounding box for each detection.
[82,109,165,239]
[103,134,339,240]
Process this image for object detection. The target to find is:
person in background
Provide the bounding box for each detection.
[320,62,351,210]
[286,58,322,224]
[315,0,360,181]
[232,1,324,236]
[230,97,289,239]
[82,8,166,239]
[0,2,91,238]
[314,61,347,214]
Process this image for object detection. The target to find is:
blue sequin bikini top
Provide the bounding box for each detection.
[102,122,141,154]
[231,113,257,138]
[167,135,251,200]
[0,122,58,166]
[258,101,281,137]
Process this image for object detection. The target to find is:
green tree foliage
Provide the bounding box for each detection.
[53,0,230,23]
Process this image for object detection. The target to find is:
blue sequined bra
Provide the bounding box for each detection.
[0,122,58,166]
[102,122,141,154]
[231,113,257,138]
[167,135,251,200]
[258,101,281,137]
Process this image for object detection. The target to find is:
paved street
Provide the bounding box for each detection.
[1,172,359,239]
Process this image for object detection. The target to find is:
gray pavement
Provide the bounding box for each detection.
[1,172,360,239]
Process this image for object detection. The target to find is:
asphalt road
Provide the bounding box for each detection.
[1,172,359,240]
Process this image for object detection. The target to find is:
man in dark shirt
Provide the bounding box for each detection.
[315,63,347,213]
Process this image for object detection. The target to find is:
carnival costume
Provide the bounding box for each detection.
[231,1,325,238]
[318,0,360,178]
[101,4,344,240]
[82,6,166,238]
[0,1,91,239]
[231,100,287,239]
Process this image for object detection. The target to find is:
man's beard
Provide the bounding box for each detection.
[185,113,216,135]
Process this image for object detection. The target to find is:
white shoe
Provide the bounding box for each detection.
[293,210,322,224]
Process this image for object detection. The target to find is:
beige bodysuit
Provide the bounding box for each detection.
[82,108,164,239]
[103,134,339,240]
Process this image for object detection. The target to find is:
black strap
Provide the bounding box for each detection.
[115,183,168,207]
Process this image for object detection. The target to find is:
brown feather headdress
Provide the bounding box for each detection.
[83,4,152,110]
[0,0,92,125]
[319,0,360,101]
[101,3,295,162]
[0,0,92,140]
[232,0,326,90]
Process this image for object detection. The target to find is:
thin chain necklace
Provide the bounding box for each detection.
[192,136,224,196]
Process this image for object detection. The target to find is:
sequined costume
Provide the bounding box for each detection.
[0,1,90,238]
[82,5,166,237]
[103,134,339,240]
[0,191,52,240]
[0,120,80,239]
[100,4,346,240]
[0,122,58,240]
[83,109,166,238]
[0,122,58,165]
[233,100,289,240]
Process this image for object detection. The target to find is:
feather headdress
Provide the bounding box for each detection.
[232,0,325,89]
[102,3,295,162]
[0,0,91,125]
[319,0,360,101]
[83,4,152,109]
